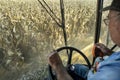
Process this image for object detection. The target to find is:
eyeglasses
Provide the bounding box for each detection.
[103,17,109,26]
[103,13,120,26]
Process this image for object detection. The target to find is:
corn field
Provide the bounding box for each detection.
[0,0,97,80]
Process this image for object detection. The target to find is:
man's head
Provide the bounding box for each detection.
[105,0,120,47]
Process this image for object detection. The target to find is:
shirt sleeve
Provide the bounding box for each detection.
[87,60,120,80]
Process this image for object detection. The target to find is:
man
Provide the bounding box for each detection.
[48,0,120,80]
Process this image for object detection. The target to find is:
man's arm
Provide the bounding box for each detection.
[88,52,120,80]
[48,50,73,80]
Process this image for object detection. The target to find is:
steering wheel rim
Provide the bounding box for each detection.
[48,46,91,80]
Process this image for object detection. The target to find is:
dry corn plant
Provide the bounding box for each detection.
[0,0,96,80]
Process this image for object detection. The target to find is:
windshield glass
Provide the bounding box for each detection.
[0,0,114,80]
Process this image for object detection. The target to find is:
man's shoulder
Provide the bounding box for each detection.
[109,51,120,60]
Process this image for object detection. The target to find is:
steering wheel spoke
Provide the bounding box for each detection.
[67,49,73,65]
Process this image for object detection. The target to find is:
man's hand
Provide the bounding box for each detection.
[92,43,114,57]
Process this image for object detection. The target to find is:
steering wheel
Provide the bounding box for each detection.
[48,46,91,80]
